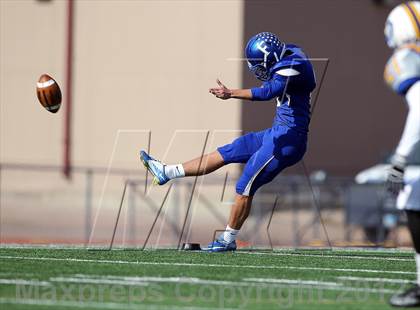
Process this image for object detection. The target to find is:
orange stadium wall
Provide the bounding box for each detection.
[0,0,244,170]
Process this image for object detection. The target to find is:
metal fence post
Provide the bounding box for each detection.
[312,186,321,240]
[85,169,93,246]
[128,181,136,245]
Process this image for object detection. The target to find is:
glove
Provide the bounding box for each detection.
[386,154,406,195]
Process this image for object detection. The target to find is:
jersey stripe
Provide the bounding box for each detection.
[391,56,401,75]
[401,43,420,53]
[384,65,394,84]
[242,156,274,196]
[408,2,420,29]
[403,2,420,39]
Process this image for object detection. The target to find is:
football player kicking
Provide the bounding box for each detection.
[140,32,316,252]
[383,2,420,308]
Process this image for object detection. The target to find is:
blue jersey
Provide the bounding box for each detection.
[251,44,316,133]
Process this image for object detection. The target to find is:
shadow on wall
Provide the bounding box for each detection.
[241,0,407,176]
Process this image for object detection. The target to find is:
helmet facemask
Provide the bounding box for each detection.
[247,60,270,81]
[384,20,394,48]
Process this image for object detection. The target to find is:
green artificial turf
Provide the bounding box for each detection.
[0,247,416,309]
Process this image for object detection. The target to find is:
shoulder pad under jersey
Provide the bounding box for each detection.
[270,56,306,77]
[384,44,420,95]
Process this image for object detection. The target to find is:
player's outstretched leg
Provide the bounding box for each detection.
[204,194,253,252]
[139,150,225,185]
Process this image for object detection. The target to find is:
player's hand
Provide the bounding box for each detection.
[209,79,232,100]
[386,161,405,196]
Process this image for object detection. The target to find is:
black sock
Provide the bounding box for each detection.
[406,211,420,253]
[406,211,420,287]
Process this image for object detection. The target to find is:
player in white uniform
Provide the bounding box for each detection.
[383,1,420,307]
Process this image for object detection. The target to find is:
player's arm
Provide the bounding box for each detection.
[395,82,420,158]
[387,82,420,195]
[230,88,253,100]
[250,76,287,101]
[209,79,252,100]
[209,77,286,101]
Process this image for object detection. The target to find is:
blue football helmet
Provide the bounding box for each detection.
[245,32,285,81]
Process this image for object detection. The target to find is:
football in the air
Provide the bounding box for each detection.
[36,74,62,113]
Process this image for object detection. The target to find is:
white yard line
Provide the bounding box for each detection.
[273,247,414,252]
[0,298,231,310]
[0,279,50,286]
[0,274,368,289]
[68,274,342,288]
[0,244,86,249]
[49,277,149,286]
[237,251,414,262]
[337,276,415,284]
[71,274,244,286]
[0,255,416,275]
[243,278,340,286]
[0,272,35,276]
[241,278,395,294]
